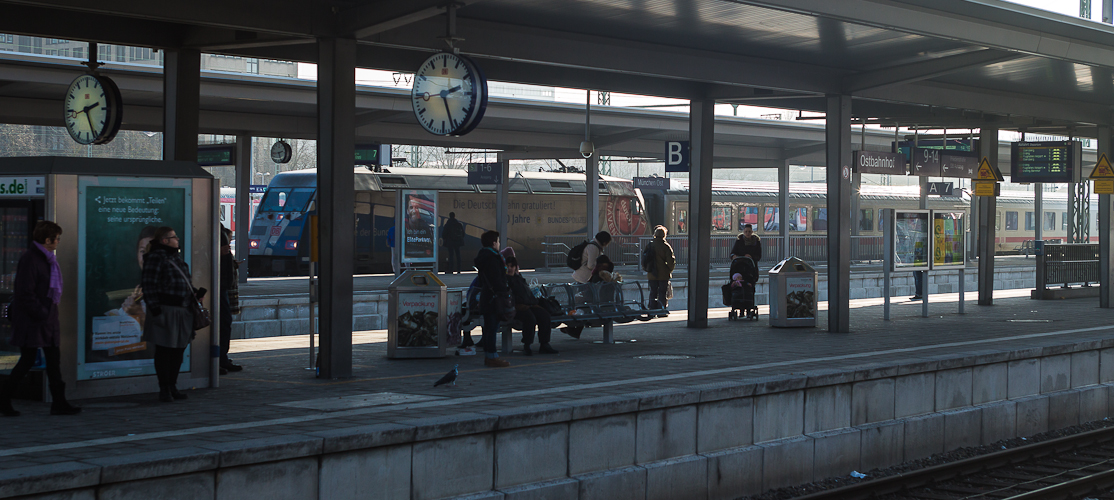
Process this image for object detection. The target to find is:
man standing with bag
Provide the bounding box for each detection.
[440,212,465,274]
[646,226,676,311]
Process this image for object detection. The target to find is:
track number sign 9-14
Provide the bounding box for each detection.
[411,52,488,136]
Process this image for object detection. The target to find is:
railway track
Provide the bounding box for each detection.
[793,425,1114,500]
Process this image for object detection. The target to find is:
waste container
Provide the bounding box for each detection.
[387,270,448,358]
[768,257,818,328]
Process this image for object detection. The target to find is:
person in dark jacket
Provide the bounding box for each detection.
[142,226,203,402]
[0,221,80,417]
[730,224,762,263]
[474,230,510,368]
[504,256,557,356]
[646,225,676,310]
[440,212,465,274]
[218,226,242,375]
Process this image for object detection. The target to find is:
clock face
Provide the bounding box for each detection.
[271,141,292,164]
[411,52,488,136]
[63,73,113,144]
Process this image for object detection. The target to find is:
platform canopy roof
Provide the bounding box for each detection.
[1,0,1113,136]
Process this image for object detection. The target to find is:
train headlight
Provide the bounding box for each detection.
[285,241,298,250]
[250,239,260,249]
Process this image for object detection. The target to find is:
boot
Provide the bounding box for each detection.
[158,385,174,403]
[0,378,20,417]
[168,386,188,400]
[49,382,81,415]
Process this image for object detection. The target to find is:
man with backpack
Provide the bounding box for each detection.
[569,231,611,283]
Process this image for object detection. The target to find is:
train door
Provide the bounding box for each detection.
[0,199,44,380]
[354,192,374,274]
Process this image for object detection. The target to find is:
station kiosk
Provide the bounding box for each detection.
[0,157,217,401]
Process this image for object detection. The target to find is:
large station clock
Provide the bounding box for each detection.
[411,52,488,137]
[63,73,122,145]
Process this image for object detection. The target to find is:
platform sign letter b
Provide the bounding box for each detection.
[665,141,690,173]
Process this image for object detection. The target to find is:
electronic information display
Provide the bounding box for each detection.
[1010,141,1080,183]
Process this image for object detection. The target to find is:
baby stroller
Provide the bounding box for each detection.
[722,256,759,321]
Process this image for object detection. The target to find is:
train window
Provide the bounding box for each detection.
[813,208,827,231]
[259,188,315,213]
[878,209,884,232]
[859,209,873,232]
[677,210,688,234]
[711,206,731,231]
[1005,211,1017,231]
[789,207,808,231]
[1024,212,1034,231]
[1061,212,1067,231]
[763,207,779,232]
[737,206,759,231]
[995,212,1001,232]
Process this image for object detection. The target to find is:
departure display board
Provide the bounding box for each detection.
[1010,141,1080,183]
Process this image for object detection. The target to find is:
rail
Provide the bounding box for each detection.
[1037,243,1100,288]
[544,234,886,270]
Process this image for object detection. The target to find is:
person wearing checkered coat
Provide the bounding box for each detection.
[140,226,198,403]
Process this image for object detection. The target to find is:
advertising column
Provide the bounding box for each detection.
[399,190,437,267]
[77,177,192,381]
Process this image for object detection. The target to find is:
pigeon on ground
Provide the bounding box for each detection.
[434,365,459,387]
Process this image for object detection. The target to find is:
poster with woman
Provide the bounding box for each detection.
[894,210,930,270]
[400,190,437,264]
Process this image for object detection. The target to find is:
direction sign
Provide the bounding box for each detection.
[941,152,978,178]
[633,176,669,190]
[911,147,942,177]
[665,141,690,173]
[467,162,502,185]
[926,182,954,196]
[853,150,906,175]
[976,157,1004,181]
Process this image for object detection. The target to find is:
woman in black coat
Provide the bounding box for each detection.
[141,226,200,403]
[0,221,80,417]
[730,224,762,264]
[474,230,510,368]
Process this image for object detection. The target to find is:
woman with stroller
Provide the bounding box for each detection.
[730,224,761,264]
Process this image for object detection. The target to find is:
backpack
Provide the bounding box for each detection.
[566,240,591,270]
[641,242,657,274]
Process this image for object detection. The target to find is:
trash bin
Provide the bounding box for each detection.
[768,257,818,328]
[387,270,448,358]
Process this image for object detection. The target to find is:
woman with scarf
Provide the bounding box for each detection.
[0,221,80,416]
[141,226,204,402]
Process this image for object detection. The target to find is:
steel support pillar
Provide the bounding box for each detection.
[162,49,199,162]
[1099,126,1113,307]
[687,99,714,328]
[779,160,790,260]
[316,37,355,379]
[586,154,600,238]
[497,153,510,244]
[235,134,252,283]
[977,126,999,306]
[1035,183,1043,243]
[851,172,862,236]
[825,95,852,333]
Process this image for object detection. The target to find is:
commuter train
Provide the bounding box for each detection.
[218,187,261,233]
[650,179,1099,254]
[247,167,649,275]
[247,168,1098,275]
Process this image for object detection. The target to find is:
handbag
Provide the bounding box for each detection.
[170,261,211,331]
[666,281,674,300]
[540,296,565,317]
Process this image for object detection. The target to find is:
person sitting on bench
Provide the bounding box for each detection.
[505,256,558,356]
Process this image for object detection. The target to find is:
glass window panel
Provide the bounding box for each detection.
[763,207,779,232]
[1025,212,1034,231]
[1005,211,1018,231]
[813,207,827,231]
[711,206,731,231]
[789,207,808,231]
[1045,212,1056,232]
[737,206,758,231]
[859,209,873,232]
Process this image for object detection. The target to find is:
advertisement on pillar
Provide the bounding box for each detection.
[400,190,438,264]
[76,177,192,380]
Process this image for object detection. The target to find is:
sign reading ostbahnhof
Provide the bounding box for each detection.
[852,150,906,175]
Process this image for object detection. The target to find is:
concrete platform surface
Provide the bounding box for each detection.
[0,287,1109,480]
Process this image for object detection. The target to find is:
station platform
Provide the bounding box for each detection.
[2,285,1111,499]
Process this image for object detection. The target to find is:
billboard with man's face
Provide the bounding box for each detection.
[400,190,437,264]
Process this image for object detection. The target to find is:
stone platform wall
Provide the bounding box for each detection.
[9,337,1112,500]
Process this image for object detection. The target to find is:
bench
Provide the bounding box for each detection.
[460,281,669,354]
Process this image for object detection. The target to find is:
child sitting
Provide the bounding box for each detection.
[730,273,744,288]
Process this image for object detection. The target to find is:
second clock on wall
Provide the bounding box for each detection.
[63,73,123,145]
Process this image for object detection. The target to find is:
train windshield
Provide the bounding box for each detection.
[259,188,316,212]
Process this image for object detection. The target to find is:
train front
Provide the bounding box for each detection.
[247,170,317,276]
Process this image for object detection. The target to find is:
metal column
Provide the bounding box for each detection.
[977,126,999,306]
[586,154,600,238]
[162,49,200,162]
[497,153,511,243]
[1099,126,1113,307]
[825,95,852,333]
[779,160,790,260]
[316,37,355,379]
[1035,183,1043,243]
[687,99,714,328]
[234,135,252,283]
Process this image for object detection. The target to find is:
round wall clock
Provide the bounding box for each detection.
[271,141,292,164]
[63,73,122,145]
[411,52,488,137]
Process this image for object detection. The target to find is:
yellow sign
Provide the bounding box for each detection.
[1096,179,1114,195]
[975,157,1004,181]
[1090,153,1114,179]
[973,180,999,196]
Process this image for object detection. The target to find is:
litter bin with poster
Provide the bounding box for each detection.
[387,270,447,358]
[768,257,818,328]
